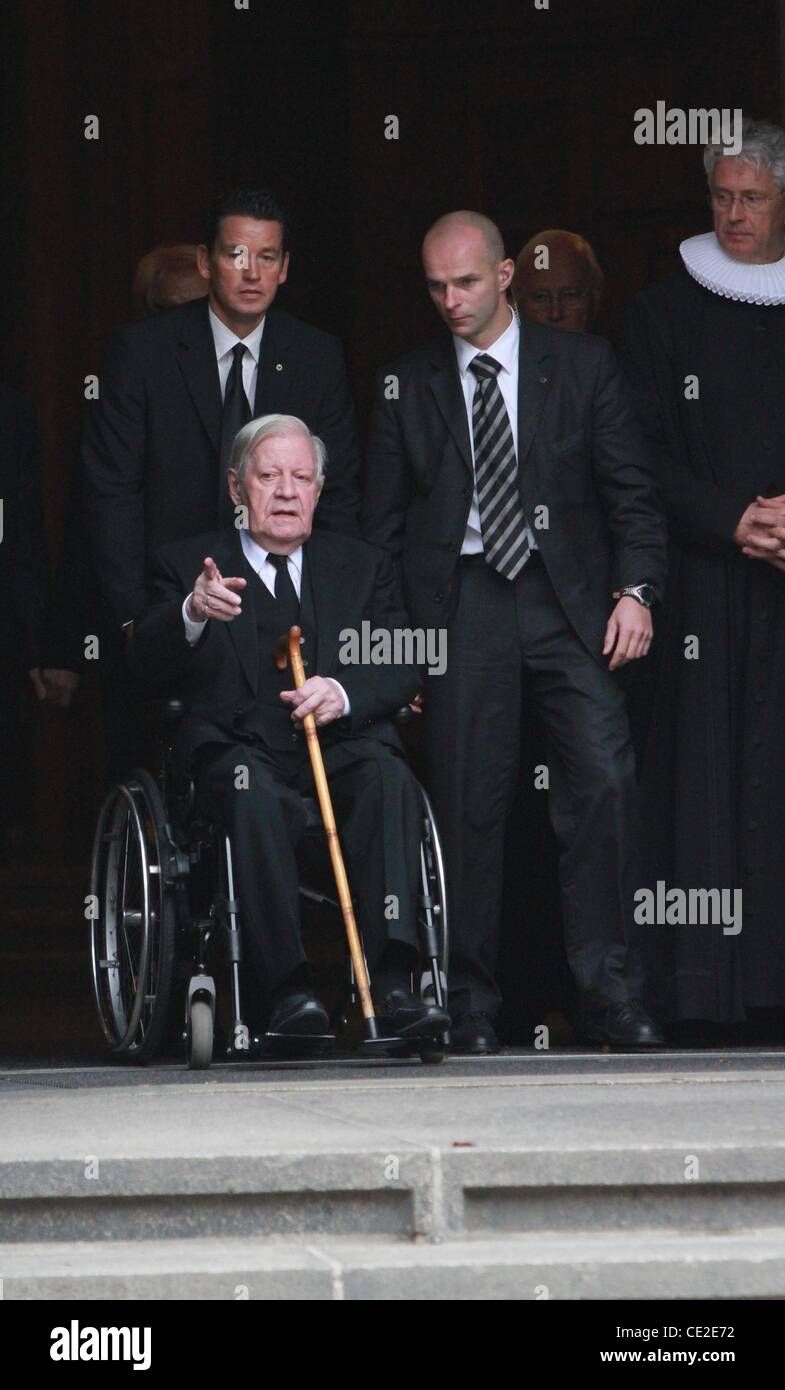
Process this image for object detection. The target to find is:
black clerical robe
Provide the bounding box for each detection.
[622,270,785,1022]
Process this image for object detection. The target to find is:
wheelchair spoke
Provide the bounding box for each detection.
[120,812,131,915]
[119,918,138,996]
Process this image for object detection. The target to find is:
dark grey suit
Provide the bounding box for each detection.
[85,298,362,627]
[132,527,423,1000]
[363,318,667,1019]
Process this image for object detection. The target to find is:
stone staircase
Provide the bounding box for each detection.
[1,1052,785,1298]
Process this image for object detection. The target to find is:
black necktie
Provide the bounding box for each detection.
[468,354,530,580]
[268,553,300,633]
[220,342,252,521]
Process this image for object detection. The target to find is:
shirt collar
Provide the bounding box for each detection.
[453,304,519,378]
[240,528,303,579]
[208,305,266,364]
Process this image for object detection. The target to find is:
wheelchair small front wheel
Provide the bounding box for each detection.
[186,999,213,1070]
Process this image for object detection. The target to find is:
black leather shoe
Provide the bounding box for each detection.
[268,992,331,1037]
[375,988,450,1040]
[449,1010,500,1055]
[577,1000,665,1048]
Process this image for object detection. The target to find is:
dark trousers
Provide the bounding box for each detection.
[422,556,643,1018]
[194,735,423,1002]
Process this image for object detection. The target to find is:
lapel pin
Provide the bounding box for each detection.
[539,375,548,384]
[276,362,284,372]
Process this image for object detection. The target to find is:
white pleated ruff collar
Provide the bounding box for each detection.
[680,232,785,306]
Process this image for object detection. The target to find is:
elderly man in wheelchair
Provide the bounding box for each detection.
[91,413,450,1067]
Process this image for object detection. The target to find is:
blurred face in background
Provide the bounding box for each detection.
[132,245,207,316]
[513,234,599,332]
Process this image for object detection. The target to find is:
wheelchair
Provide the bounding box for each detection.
[89,701,449,1070]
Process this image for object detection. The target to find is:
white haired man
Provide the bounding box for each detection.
[132,414,449,1047]
[623,117,785,1031]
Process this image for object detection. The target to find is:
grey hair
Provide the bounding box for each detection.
[228,413,327,486]
[704,117,785,194]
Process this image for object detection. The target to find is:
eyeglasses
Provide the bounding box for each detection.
[710,190,782,211]
[524,289,589,307]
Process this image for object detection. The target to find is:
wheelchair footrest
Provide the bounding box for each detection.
[356,1034,409,1054]
[255,1032,335,1060]
[382,1033,448,1062]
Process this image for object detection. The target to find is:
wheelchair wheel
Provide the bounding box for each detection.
[418,785,449,1000]
[90,769,177,1063]
[186,998,213,1070]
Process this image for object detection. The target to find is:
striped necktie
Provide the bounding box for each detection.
[468,353,530,580]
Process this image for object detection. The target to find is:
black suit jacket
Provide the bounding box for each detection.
[0,385,50,672]
[362,319,667,661]
[84,299,362,626]
[131,527,421,773]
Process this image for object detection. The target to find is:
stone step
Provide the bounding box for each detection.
[2,1228,784,1300]
[3,1142,785,1244]
[4,1061,785,1269]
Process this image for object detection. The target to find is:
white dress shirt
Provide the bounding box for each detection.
[208,306,264,406]
[182,529,350,714]
[453,306,536,555]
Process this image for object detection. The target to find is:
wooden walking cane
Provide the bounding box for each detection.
[275,626,394,1046]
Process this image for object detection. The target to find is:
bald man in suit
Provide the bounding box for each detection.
[363,211,666,1052]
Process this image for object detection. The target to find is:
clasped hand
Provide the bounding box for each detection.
[735,495,785,571]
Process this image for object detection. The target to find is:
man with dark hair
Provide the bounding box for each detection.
[84,187,361,634]
[203,188,290,256]
[363,210,667,1053]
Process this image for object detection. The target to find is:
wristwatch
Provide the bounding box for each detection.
[612,582,655,609]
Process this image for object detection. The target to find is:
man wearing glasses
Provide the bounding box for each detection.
[623,117,785,1035]
[512,229,604,334]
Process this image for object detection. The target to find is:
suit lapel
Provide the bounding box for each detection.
[215,529,259,696]
[175,300,223,455]
[517,321,553,471]
[299,551,318,675]
[253,308,290,416]
[427,338,473,477]
[303,533,352,678]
